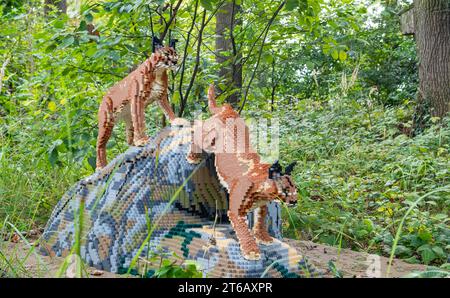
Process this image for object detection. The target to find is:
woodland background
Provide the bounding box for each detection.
[0,0,449,275]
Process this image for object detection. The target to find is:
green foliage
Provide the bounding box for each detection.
[0,0,447,273]
[276,97,449,266]
[152,259,202,278]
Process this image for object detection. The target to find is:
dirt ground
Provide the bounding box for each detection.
[1,237,432,278]
[285,239,430,278]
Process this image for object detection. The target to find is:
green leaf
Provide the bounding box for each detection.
[85,13,93,23]
[78,20,87,31]
[48,101,57,112]
[263,53,274,64]
[420,249,436,264]
[86,46,97,57]
[172,92,180,105]
[331,49,339,60]
[60,36,75,48]
[45,43,57,53]
[431,246,445,258]
[305,61,315,69]
[200,0,213,11]
[48,149,58,167]
[339,50,347,61]
[418,229,432,242]
[417,244,436,264]
[403,256,420,264]
[285,0,299,11]
[53,19,66,29]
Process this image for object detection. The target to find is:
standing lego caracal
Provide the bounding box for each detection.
[96,37,179,169]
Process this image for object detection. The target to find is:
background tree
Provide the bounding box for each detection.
[413,0,450,132]
[215,0,242,107]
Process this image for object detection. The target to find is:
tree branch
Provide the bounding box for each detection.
[160,0,183,42]
[178,0,199,115]
[239,0,285,113]
[181,10,207,116]
[68,64,123,78]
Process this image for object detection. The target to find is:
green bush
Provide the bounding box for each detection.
[278,97,449,266]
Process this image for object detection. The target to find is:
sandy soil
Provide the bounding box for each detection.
[0,241,121,278]
[285,239,430,278]
[1,237,432,278]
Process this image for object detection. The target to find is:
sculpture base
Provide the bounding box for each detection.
[118,222,318,278]
[39,125,320,278]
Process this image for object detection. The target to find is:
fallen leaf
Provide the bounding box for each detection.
[91,269,104,276]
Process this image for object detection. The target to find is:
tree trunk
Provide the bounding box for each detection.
[215,0,242,108]
[44,0,67,15]
[413,0,450,132]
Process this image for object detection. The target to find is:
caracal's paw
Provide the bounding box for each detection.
[241,248,261,261]
[186,152,202,164]
[256,237,274,246]
[133,136,150,147]
[171,117,190,127]
[254,230,274,245]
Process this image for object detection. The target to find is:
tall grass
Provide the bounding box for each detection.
[386,187,450,277]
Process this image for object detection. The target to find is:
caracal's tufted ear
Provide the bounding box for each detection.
[208,84,220,115]
[268,160,283,179]
[152,36,163,53]
[169,38,178,50]
[284,161,297,175]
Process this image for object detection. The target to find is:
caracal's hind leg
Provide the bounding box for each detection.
[96,97,115,169]
[125,117,134,145]
[227,179,261,260]
[130,79,149,146]
[253,205,274,245]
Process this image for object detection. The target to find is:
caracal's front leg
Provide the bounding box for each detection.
[131,79,149,146]
[96,96,115,169]
[253,205,274,245]
[228,179,261,260]
[157,91,190,126]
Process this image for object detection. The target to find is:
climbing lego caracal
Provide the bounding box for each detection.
[188,84,299,260]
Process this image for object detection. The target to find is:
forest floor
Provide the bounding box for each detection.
[1,236,429,278]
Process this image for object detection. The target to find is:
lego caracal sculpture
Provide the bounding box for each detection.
[96,37,179,169]
[40,73,313,276]
[187,85,298,260]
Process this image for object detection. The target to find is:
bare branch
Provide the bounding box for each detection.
[160,0,183,42]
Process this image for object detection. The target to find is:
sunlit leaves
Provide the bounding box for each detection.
[48,101,57,112]
[339,50,347,61]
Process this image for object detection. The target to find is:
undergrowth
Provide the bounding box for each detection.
[277,97,449,266]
